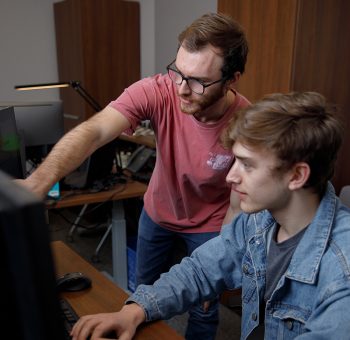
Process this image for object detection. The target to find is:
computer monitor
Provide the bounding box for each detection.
[0,107,26,178]
[0,101,64,165]
[63,139,120,190]
[0,170,65,340]
[10,101,64,146]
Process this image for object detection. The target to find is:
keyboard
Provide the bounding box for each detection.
[59,298,79,339]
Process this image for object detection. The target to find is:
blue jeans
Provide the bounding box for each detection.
[136,208,220,340]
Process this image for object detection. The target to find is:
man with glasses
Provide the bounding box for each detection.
[20,13,249,339]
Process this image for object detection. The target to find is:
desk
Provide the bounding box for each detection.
[52,241,183,340]
[48,180,147,290]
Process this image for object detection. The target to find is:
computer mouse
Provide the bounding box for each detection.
[57,272,92,292]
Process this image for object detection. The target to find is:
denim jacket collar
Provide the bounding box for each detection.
[284,183,337,284]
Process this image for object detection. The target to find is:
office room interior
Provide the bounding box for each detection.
[0,0,217,100]
[1,0,349,192]
[0,0,217,174]
[1,0,350,339]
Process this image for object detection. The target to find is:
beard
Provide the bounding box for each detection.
[178,86,226,116]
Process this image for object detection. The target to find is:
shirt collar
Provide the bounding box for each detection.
[284,182,337,283]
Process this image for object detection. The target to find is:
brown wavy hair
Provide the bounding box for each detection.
[178,12,248,80]
[222,92,344,196]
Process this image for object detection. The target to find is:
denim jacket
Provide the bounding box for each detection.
[129,183,350,339]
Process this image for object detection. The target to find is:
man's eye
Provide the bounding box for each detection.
[196,79,208,85]
[187,77,202,85]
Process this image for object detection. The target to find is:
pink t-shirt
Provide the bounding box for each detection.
[110,74,250,233]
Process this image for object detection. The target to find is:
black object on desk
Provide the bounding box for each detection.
[0,170,66,340]
[57,272,92,292]
[126,145,156,183]
[59,298,80,339]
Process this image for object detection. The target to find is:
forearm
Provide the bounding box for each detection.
[120,303,146,326]
[21,107,130,198]
[128,237,237,321]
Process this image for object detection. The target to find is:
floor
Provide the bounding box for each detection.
[48,204,242,340]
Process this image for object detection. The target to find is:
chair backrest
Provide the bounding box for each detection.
[339,186,350,207]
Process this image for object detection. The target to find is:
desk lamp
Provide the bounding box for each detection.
[15,81,102,112]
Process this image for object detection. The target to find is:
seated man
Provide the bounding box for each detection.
[71,92,350,340]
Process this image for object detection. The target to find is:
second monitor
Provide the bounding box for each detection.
[0,101,65,171]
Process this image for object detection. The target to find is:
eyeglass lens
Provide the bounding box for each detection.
[167,68,205,94]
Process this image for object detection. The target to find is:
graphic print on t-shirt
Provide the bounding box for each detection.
[206,152,232,170]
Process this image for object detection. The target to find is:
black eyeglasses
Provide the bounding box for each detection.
[166,61,225,95]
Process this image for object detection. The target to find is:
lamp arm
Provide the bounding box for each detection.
[70,81,102,112]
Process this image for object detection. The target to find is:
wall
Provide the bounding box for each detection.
[0,0,217,103]
[137,0,156,78]
[0,0,60,102]
[154,0,217,75]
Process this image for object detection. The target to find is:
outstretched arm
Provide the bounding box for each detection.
[18,106,130,198]
[71,219,246,339]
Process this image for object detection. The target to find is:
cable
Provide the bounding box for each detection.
[48,179,128,229]
[50,209,108,230]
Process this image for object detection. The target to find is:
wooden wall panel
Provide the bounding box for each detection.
[218,0,298,101]
[218,0,350,192]
[54,0,85,130]
[292,0,350,191]
[54,0,140,131]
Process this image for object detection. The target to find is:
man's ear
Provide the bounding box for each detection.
[288,162,310,190]
[226,72,241,90]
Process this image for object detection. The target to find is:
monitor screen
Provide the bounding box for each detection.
[0,170,65,339]
[8,101,64,146]
[0,107,26,178]
[63,139,119,190]
[0,101,64,165]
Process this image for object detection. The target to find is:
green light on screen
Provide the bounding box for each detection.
[1,134,20,151]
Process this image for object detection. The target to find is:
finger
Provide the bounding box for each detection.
[90,318,120,340]
[71,316,86,337]
[91,325,109,340]
[71,316,99,339]
[115,330,135,340]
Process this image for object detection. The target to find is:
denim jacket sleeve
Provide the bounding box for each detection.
[127,213,250,321]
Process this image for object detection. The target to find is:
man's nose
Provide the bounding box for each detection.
[177,79,191,95]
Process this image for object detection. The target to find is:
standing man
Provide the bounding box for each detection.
[21,13,249,339]
[71,92,349,340]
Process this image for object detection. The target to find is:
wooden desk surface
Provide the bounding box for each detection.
[48,180,147,209]
[52,241,183,340]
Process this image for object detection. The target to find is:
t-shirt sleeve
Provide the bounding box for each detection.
[108,75,166,133]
